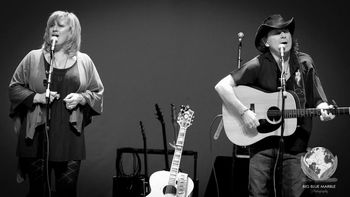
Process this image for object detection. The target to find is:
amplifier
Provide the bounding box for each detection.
[113,176,148,197]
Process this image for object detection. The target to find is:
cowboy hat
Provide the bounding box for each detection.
[255,14,295,52]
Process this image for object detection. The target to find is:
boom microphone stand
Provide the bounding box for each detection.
[229,32,249,196]
[213,32,244,141]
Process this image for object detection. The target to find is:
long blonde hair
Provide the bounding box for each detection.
[42,11,81,57]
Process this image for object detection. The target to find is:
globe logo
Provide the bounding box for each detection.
[301,147,338,181]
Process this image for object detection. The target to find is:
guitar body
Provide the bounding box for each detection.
[147,170,194,197]
[222,86,297,146]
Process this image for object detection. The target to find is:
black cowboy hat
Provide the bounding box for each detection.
[255,14,295,52]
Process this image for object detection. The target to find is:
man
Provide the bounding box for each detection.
[215,14,334,197]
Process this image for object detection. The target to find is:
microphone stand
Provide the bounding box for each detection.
[275,49,287,197]
[42,49,54,197]
[230,32,245,196]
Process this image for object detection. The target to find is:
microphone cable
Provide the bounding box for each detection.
[273,145,281,197]
[208,114,224,197]
[44,126,51,197]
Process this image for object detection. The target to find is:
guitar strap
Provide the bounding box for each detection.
[290,66,306,109]
[273,52,307,122]
[289,54,307,127]
[282,52,307,110]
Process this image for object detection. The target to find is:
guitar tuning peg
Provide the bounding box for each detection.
[331,99,338,108]
[169,142,176,149]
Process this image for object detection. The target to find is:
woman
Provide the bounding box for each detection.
[9,11,104,197]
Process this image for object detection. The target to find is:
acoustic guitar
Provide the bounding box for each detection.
[147,105,195,197]
[222,85,349,146]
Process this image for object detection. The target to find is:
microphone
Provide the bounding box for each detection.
[278,44,285,58]
[50,36,58,52]
[279,44,287,89]
[237,32,244,68]
[46,36,58,99]
[238,32,244,42]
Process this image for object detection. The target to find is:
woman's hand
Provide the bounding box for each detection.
[33,91,60,104]
[63,93,86,110]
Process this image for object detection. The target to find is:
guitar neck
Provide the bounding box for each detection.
[140,121,148,178]
[283,107,350,118]
[143,136,148,178]
[155,104,170,170]
[168,127,186,186]
[161,123,170,170]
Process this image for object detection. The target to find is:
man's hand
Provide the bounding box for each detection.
[317,102,335,121]
[241,109,260,129]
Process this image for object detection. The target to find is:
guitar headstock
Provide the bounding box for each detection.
[155,103,165,124]
[177,105,194,129]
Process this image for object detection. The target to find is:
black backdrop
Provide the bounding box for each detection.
[1,0,349,196]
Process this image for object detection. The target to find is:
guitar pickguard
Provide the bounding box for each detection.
[257,119,281,134]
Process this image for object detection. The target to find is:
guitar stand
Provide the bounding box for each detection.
[113,147,199,197]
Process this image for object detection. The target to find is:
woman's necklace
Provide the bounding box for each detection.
[54,55,69,69]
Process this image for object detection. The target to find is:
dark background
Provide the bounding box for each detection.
[1,0,349,196]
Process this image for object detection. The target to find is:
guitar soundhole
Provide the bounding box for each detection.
[267,106,281,122]
[163,185,177,195]
[256,106,282,134]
